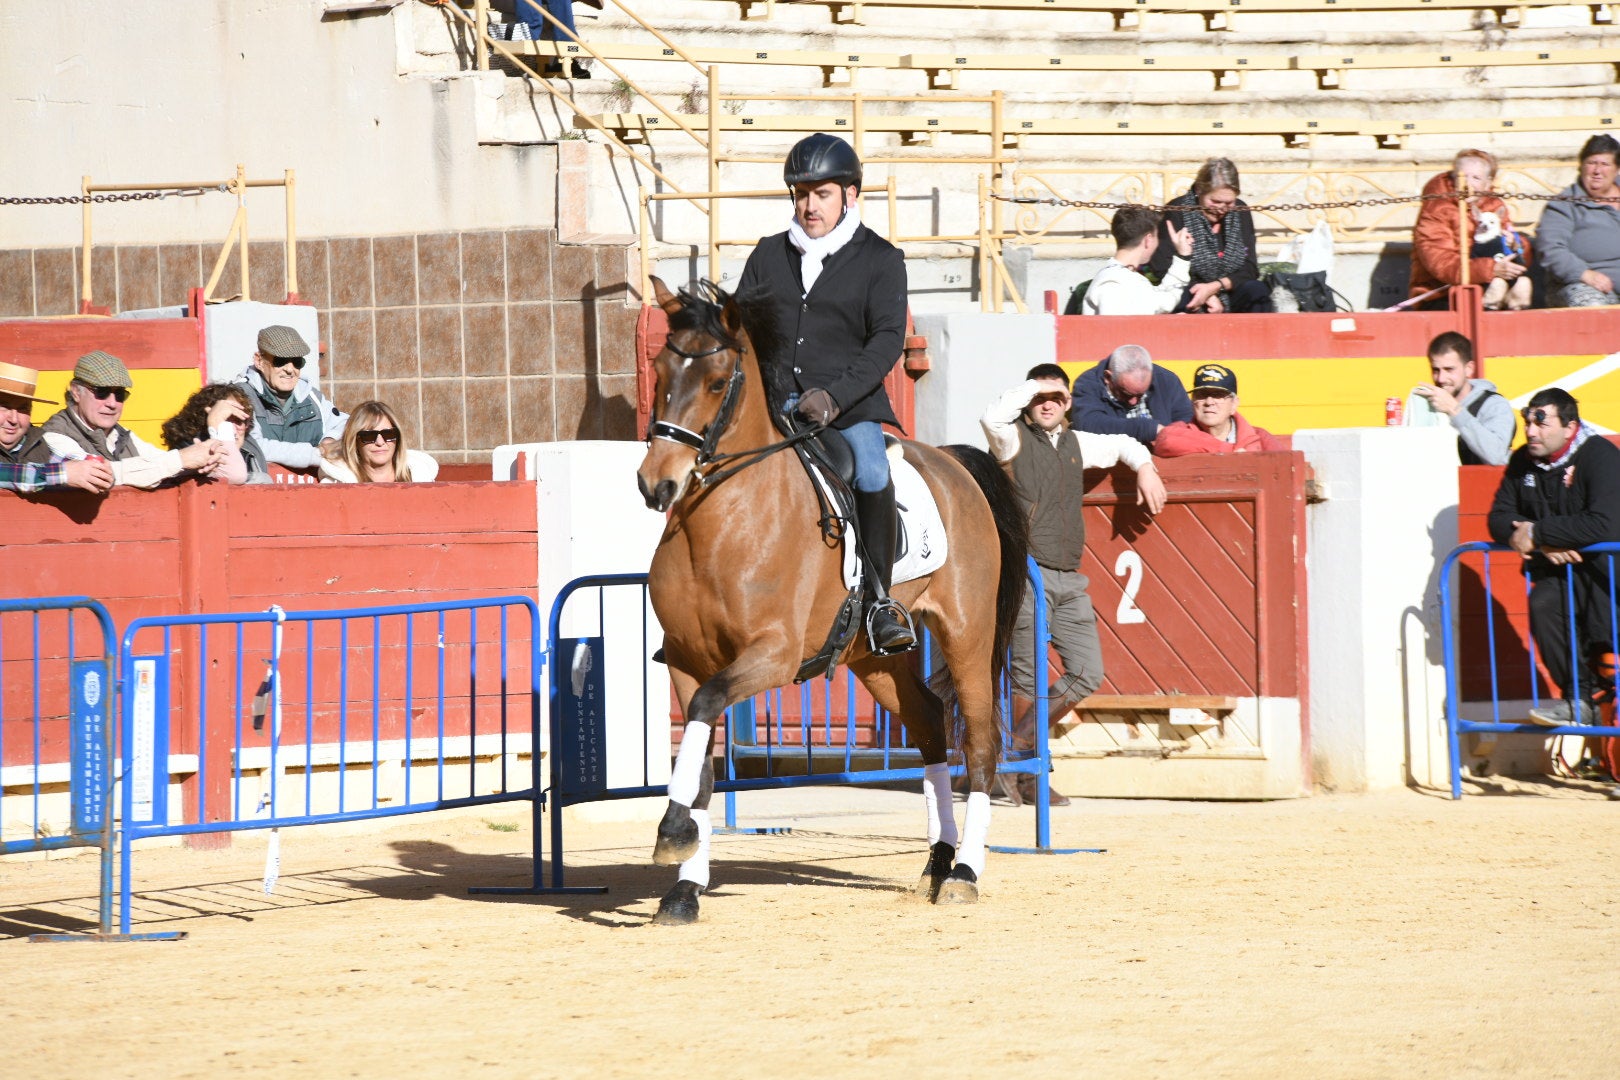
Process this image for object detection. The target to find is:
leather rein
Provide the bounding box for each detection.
[647,335,819,490]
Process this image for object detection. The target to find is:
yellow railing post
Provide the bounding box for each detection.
[236,164,250,302]
[474,0,489,72]
[709,64,721,283]
[80,174,93,313]
[285,168,299,301]
[1457,174,1471,288]
[639,185,652,304]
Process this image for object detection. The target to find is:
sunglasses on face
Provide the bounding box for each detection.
[270,355,307,370]
[83,385,129,403]
[359,428,400,445]
[1192,389,1233,401]
[1522,408,1559,426]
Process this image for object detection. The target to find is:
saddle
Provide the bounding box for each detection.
[779,412,895,683]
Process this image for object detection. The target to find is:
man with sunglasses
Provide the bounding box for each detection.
[1487,388,1620,726]
[1070,343,1192,447]
[234,325,347,469]
[41,350,225,488]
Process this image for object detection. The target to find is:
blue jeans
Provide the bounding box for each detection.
[520,0,576,42]
[841,420,890,493]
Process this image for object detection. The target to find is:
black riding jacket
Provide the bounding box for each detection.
[736,223,906,430]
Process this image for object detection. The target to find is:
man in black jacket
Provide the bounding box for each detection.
[737,133,915,653]
[1487,387,1620,725]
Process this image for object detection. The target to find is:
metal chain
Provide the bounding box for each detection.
[0,186,225,207]
[994,189,1620,213]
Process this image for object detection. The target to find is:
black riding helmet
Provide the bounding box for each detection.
[783,133,863,194]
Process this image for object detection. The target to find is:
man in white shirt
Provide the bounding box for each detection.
[1082,204,1194,316]
[980,363,1167,805]
[41,350,224,489]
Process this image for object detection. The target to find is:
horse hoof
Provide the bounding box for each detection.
[934,865,979,906]
[651,881,703,926]
[912,840,956,903]
[652,802,700,866]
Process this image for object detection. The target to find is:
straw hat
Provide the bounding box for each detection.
[0,361,58,405]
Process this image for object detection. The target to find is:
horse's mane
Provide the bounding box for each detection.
[675,279,794,429]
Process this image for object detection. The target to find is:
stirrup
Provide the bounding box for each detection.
[866,598,917,655]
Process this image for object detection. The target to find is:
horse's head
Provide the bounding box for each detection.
[637,277,752,512]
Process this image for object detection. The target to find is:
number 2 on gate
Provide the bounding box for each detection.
[1114,550,1146,625]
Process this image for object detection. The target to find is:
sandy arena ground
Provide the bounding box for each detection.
[5,779,1619,1080]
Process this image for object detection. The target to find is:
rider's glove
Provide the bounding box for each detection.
[795,388,840,426]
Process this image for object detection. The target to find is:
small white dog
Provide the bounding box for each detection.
[1473,210,1532,310]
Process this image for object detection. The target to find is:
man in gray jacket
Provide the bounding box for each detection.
[1412,332,1515,466]
[234,325,347,469]
[1535,134,1620,308]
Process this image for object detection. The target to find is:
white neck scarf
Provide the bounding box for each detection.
[787,202,862,295]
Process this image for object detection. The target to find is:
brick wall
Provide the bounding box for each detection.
[0,229,642,463]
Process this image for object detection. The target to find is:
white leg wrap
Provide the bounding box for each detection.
[677,808,712,888]
[668,720,711,807]
[956,792,991,879]
[923,762,958,848]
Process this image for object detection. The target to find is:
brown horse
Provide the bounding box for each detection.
[635,277,1028,924]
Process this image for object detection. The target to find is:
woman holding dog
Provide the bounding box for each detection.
[1409,149,1531,311]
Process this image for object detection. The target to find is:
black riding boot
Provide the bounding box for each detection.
[855,481,917,653]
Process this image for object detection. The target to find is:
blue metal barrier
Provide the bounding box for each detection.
[0,596,119,935]
[1440,540,1620,799]
[540,559,1076,891]
[115,596,544,934]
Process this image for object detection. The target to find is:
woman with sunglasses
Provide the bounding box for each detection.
[319,401,439,484]
[1146,157,1274,314]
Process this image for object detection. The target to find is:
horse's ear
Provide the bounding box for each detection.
[651,276,682,315]
[721,293,744,336]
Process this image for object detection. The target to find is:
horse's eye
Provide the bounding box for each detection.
[708,378,726,393]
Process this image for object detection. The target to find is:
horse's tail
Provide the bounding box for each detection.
[942,443,1030,691]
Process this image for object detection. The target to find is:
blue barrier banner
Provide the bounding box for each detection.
[558,637,606,796]
[127,654,170,826]
[69,659,110,837]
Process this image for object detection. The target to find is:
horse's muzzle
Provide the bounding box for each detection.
[639,473,677,512]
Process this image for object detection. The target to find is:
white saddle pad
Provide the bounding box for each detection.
[811,439,948,590]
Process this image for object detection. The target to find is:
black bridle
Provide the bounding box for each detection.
[647,333,818,490]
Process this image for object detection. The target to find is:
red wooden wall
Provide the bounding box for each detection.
[4,482,541,830]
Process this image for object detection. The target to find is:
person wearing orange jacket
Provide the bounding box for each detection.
[1154,364,1288,457]
[1408,149,1532,311]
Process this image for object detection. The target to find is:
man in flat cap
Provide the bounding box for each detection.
[41,351,225,488]
[234,325,347,469]
[0,360,114,493]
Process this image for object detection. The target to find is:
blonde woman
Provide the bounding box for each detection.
[319,401,439,483]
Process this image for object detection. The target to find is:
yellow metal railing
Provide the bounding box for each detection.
[79,164,298,312]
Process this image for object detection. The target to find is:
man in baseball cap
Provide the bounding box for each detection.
[233,324,347,469]
[0,360,114,494]
[40,350,225,488]
[1153,363,1288,456]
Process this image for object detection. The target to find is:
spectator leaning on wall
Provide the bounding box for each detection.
[0,361,113,494]
[41,351,225,489]
[1070,343,1193,447]
[981,363,1167,806]
[1153,363,1287,457]
[1406,331,1515,466]
[1487,388,1620,728]
[235,325,348,470]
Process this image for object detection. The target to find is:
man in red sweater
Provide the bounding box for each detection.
[1153,363,1287,457]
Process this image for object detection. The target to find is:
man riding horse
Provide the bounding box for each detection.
[736,133,916,654]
